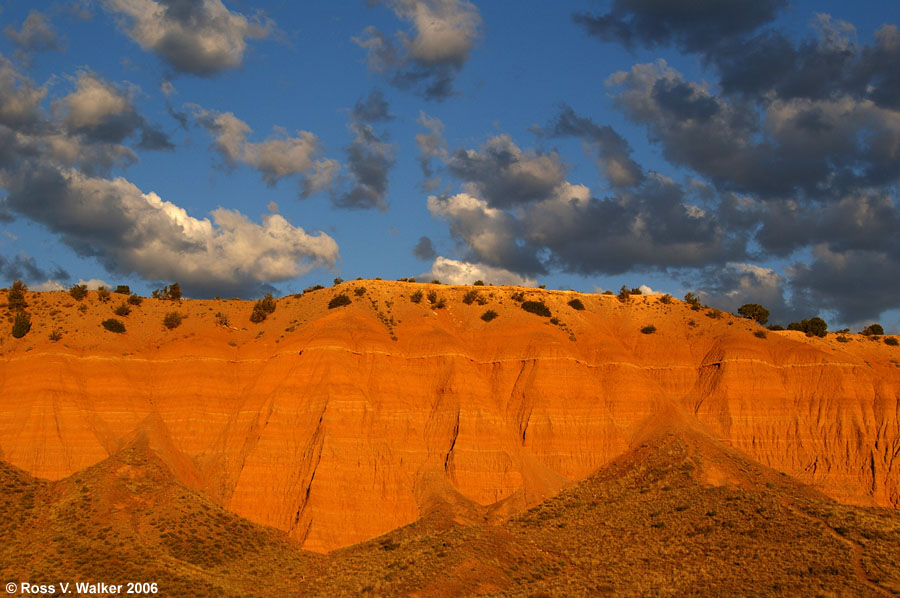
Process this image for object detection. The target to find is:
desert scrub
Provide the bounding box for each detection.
[481,309,498,322]
[641,325,657,334]
[886,337,899,346]
[163,312,184,329]
[463,290,480,305]
[328,294,351,309]
[567,298,585,311]
[96,286,111,303]
[101,318,126,333]
[409,290,423,303]
[521,301,551,317]
[11,311,31,338]
[754,330,767,339]
[69,284,88,301]
[127,293,143,305]
[354,287,366,296]
[114,303,131,317]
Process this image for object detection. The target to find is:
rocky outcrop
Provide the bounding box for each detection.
[0,283,898,551]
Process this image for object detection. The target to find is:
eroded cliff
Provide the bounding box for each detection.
[1,282,898,551]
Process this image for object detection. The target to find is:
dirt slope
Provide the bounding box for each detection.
[1,282,898,551]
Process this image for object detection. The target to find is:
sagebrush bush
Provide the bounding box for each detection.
[410,290,423,303]
[521,301,551,317]
[510,291,525,302]
[96,286,111,303]
[567,298,585,311]
[463,290,480,305]
[102,318,126,333]
[836,336,850,343]
[354,287,366,296]
[69,284,88,301]
[215,312,229,326]
[754,330,767,339]
[11,311,30,338]
[659,294,672,304]
[481,309,498,322]
[7,280,28,312]
[258,293,277,314]
[163,312,184,329]
[328,294,351,309]
[49,329,63,342]
[127,293,143,305]
[114,285,130,295]
[114,303,131,316]
[427,290,438,304]
[861,324,884,336]
[886,337,899,346]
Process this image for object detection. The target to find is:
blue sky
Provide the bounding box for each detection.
[1,0,899,331]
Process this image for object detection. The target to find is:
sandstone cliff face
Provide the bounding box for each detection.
[1,284,898,551]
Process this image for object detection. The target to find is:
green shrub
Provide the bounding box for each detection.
[11,311,30,338]
[602,290,614,296]
[567,298,585,311]
[435,297,447,309]
[836,336,850,343]
[521,301,551,317]
[258,293,276,314]
[333,277,344,286]
[886,337,899,346]
[49,329,63,342]
[684,292,701,307]
[410,290,423,303]
[249,304,267,323]
[114,285,130,294]
[101,318,126,333]
[114,303,131,316]
[127,293,143,305]
[7,280,27,312]
[737,303,769,324]
[354,287,366,296]
[328,294,351,309]
[767,324,785,331]
[510,291,525,302]
[96,286,111,303]
[481,309,498,322]
[303,284,325,294]
[163,312,184,329]
[706,309,722,319]
[754,330,767,339]
[659,294,672,304]
[787,317,828,338]
[641,325,657,334]
[427,290,438,304]
[463,290,480,305]
[69,284,88,301]
[473,280,485,286]
[152,283,181,301]
[861,324,884,336]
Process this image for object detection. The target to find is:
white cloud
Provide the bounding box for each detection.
[191,107,338,193]
[424,256,536,287]
[32,280,67,292]
[104,0,270,76]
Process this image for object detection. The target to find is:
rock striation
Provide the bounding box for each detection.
[1,283,898,551]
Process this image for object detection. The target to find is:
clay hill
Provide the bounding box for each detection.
[2,281,900,596]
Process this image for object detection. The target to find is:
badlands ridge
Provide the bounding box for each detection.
[1,281,898,553]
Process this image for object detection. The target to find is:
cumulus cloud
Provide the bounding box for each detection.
[415,111,447,189]
[690,262,791,320]
[356,0,481,100]
[427,192,544,274]
[608,60,900,201]
[332,89,396,210]
[3,10,64,59]
[2,167,339,296]
[412,235,436,260]
[191,106,338,196]
[0,253,69,284]
[0,55,339,297]
[55,71,173,149]
[423,256,536,287]
[446,135,568,208]
[573,0,786,53]
[537,105,643,188]
[104,0,271,77]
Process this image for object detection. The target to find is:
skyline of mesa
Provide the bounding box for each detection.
[0,0,899,330]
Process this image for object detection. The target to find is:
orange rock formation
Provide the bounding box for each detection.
[1,283,898,552]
